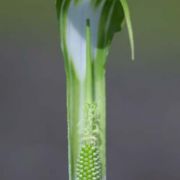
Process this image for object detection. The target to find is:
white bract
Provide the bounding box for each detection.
[66,0,104,81]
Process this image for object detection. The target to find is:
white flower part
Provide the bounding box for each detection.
[66,0,104,81]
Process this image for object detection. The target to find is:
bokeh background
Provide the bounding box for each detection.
[0,0,180,179]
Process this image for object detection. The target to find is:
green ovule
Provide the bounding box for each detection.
[76,144,102,180]
[56,0,134,180]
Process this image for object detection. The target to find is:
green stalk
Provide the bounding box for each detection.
[56,0,134,179]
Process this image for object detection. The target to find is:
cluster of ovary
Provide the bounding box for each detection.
[76,144,102,180]
[65,0,104,81]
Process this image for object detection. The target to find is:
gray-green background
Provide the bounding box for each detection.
[0,0,180,179]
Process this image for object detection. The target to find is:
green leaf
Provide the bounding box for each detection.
[107,1,125,45]
[120,0,135,60]
[56,0,62,19]
[97,1,124,48]
[97,0,134,60]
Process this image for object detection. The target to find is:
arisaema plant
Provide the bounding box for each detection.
[56,0,134,179]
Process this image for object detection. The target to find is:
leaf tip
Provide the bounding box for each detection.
[120,0,135,61]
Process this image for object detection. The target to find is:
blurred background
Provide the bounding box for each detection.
[0,0,180,179]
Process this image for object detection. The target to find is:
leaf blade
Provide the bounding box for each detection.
[120,0,135,60]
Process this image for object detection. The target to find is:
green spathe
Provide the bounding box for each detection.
[56,0,134,180]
